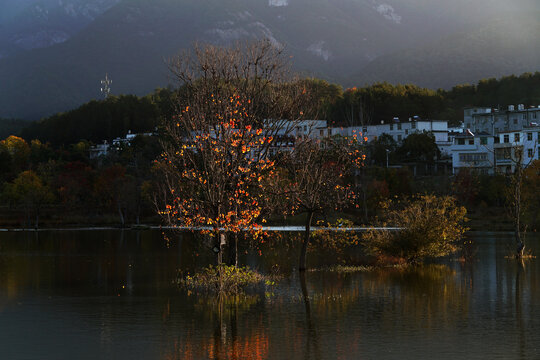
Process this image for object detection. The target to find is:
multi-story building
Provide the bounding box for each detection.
[493,127,540,173]
[450,114,540,174]
[464,105,540,135]
[336,119,451,155]
[451,130,495,174]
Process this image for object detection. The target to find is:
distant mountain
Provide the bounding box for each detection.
[351,13,540,89]
[0,0,120,58]
[0,0,538,119]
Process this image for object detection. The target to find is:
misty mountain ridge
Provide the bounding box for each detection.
[0,0,538,119]
[0,0,119,57]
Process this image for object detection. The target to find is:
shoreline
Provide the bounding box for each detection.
[0,226,517,235]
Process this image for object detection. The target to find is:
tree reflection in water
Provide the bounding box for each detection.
[164,293,268,360]
[361,265,470,327]
[300,271,321,360]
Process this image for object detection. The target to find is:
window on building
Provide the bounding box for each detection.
[496,148,512,160]
[504,134,509,143]
[514,118,518,124]
[405,129,409,135]
[514,133,520,142]
[328,129,332,136]
[468,139,474,145]
[390,124,394,131]
[320,129,324,136]
[533,112,537,119]
[528,149,533,158]
[412,122,416,129]
[528,132,533,141]
[304,125,307,131]
[459,153,488,162]
[397,123,402,130]
[457,138,465,145]
[397,135,402,141]
[523,114,526,120]
[480,137,487,145]
[362,127,367,134]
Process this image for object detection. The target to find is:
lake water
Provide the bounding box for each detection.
[0,230,539,359]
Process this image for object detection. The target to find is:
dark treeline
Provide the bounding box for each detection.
[0,119,33,140]
[20,89,175,146]
[318,72,540,126]
[9,71,540,146]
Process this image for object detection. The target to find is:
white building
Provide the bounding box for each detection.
[464,105,540,135]
[89,130,156,158]
[451,130,495,174]
[493,128,540,173]
[89,141,110,159]
[450,126,540,175]
[272,120,328,138]
[335,119,451,155]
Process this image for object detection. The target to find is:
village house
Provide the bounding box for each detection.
[451,105,540,174]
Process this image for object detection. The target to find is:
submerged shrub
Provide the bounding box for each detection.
[311,219,360,250]
[363,195,468,263]
[179,265,273,294]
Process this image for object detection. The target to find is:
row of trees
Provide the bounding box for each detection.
[0,134,161,228]
[321,72,540,127]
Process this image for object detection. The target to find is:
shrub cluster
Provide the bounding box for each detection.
[179,265,273,294]
[363,195,468,263]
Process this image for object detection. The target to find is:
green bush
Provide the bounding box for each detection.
[179,265,272,294]
[362,195,468,263]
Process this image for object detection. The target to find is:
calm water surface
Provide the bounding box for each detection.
[0,230,539,359]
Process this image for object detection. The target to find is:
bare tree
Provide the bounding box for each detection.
[281,135,364,271]
[505,145,536,258]
[493,139,538,258]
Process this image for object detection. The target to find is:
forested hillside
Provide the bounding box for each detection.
[14,72,540,145]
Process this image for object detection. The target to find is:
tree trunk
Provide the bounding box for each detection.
[117,203,125,227]
[216,232,227,293]
[216,232,224,266]
[235,232,239,268]
[514,166,525,259]
[362,188,368,222]
[516,229,525,259]
[299,211,314,271]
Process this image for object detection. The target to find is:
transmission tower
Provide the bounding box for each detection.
[100,73,112,98]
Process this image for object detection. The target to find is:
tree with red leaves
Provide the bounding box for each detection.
[160,40,310,266]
